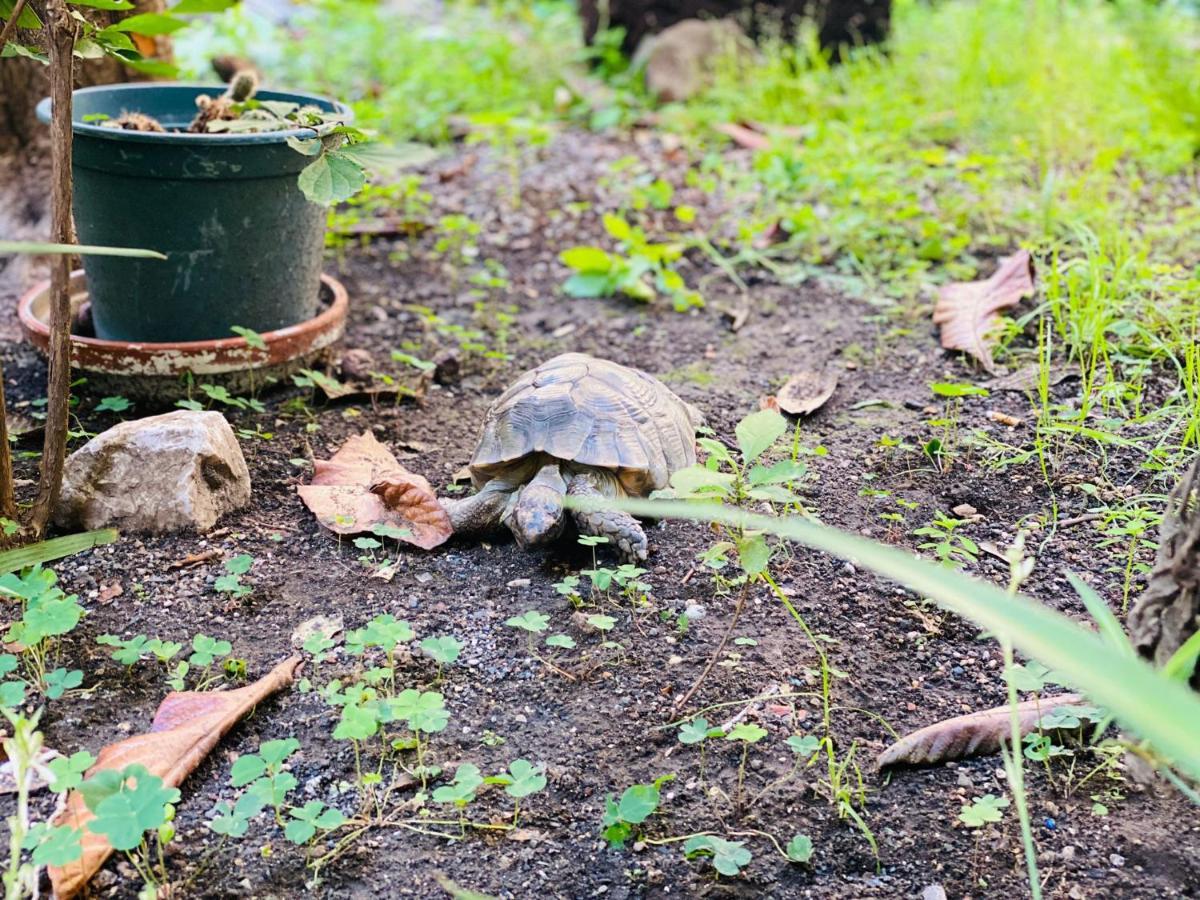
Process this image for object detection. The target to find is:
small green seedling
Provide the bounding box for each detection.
[785,833,815,863]
[959,794,1010,828]
[214,554,254,598]
[683,834,752,877]
[600,774,674,849]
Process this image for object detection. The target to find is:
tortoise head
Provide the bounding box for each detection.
[511,463,567,548]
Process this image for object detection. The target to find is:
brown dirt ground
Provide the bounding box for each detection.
[3,130,1199,899]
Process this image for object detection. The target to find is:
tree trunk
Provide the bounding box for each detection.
[578,0,891,57]
[1129,461,1200,691]
[26,0,76,538]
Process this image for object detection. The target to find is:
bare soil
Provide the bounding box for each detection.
[3,130,1198,899]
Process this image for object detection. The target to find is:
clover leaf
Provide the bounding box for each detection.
[420,636,463,665]
[504,611,549,633]
[785,833,814,863]
[684,835,752,876]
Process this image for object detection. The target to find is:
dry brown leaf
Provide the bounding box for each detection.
[713,122,770,150]
[49,657,300,899]
[96,581,123,605]
[297,431,452,550]
[877,693,1083,768]
[984,363,1076,393]
[166,549,221,571]
[290,614,344,649]
[988,410,1022,427]
[776,371,838,416]
[933,250,1035,374]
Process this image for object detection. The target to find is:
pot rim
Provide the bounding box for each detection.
[36,82,354,147]
[18,270,348,359]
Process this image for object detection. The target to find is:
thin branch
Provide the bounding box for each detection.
[670,579,751,717]
[0,0,31,50]
[0,362,15,527]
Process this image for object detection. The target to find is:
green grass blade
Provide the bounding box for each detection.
[571,496,1200,782]
[1067,572,1134,657]
[0,241,167,260]
[1164,631,1200,684]
[0,529,119,575]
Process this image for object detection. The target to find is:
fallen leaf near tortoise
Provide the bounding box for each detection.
[4,410,41,440]
[507,827,545,843]
[775,371,838,416]
[96,581,123,605]
[988,410,1022,427]
[290,614,344,649]
[297,431,452,550]
[49,657,300,900]
[166,549,220,570]
[877,692,1082,768]
[714,122,771,151]
[933,250,1035,374]
[984,363,1077,393]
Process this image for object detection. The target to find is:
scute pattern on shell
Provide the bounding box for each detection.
[470,353,699,496]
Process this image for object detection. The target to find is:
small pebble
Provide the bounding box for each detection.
[507,578,531,589]
[1109,853,1125,868]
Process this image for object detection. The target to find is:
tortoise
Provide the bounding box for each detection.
[442,353,702,560]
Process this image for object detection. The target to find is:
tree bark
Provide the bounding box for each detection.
[26,0,75,538]
[1129,461,1200,691]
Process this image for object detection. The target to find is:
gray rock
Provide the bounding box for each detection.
[54,410,250,533]
[635,19,753,103]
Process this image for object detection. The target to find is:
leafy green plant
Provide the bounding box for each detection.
[683,834,752,877]
[913,512,980,569]
[561,214,702,312]
[0,565,84,698]
[600,774,674,849]
[214,554,254,598]
[959,793,1010,828]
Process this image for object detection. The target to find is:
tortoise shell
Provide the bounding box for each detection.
[469,353,701,496]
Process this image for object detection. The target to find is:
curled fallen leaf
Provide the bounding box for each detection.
[775,371,838,416]
[877,693,1083,768]
[50,657,300,899]
[290,614,344,649]
[297,431,453,550]
[987,410,1022,427]
[933,250,1035,374]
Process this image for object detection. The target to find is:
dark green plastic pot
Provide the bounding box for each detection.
[37,83,351,342]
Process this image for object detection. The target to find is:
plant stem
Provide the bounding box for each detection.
[671,578,751,715]
[0,362,15,531]
[28,0,77,538]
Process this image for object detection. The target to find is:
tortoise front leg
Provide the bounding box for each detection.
[441,477,520,535]
[566,473,648,562]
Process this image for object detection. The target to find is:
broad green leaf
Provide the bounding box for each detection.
[684,835,752,876]
[420,635,463,665]
[560,246,612,273]
[67,0,133,9]
[229,755,267,787]
[24,824,82,867]
[677,718,713,746]
[735,409,787,464]
[959,793,1010,828]
[230,326,266,350]
[1,42,48,63]
[298,152,367,207]
[615,783,659,824]
[545,633,576,650]
[602,214,633,241]
[563,272,614,298]
[0,0,41,29]
[735,533,770,577]
[169,0,235,12]
[725,723,768,743]
[108,12,186,33]
[505,611,549,634]
[502,759,546,798]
